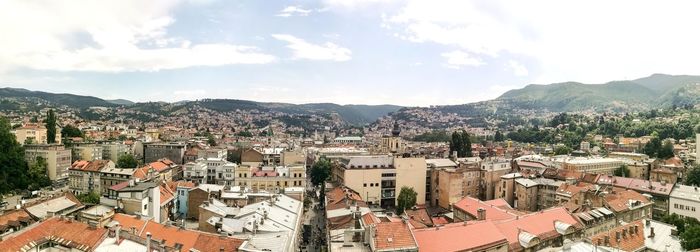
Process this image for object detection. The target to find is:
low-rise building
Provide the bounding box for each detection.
[101,142,129,163]
[113,180,175,223]
[234,164,306,192]
[669,184,700,220]
[143,142,186,165]
[12,124,61,145]
[71,142,104,162]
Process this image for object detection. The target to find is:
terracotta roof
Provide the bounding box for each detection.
[373,221,418,251]
[110,181,130,191]
[160,184,175,205]
[167,180,196,191]
[362,212,381,226]
[453,197,518,221]
[413,221,508,252]
[590,220,645,251]
[493,207,583,251]
[404,208,434,229]
[70,160,111,172]
[148,159,173,172]
[431,217,450,225]
[604,189,651,213]
[556,182,595,197]
[112,214,243,252]
[0,210,33,232]
[597,175,673,196]
[0,217,107,251]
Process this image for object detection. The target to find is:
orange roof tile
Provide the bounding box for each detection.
[0,210,33,231]
[604,189,651,213]
[413,221,508,252]
[160,184,175,205]
[112,214,243,252]
[0,217,107,251]
[590,220,645,251]
[453,197,518,221]
[373,221,417,250]
[70,160,111,172]
[404,208,434,229]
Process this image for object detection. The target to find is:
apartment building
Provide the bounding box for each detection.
[112,180,175,223]
[480,158,512,200]
[12,124,61,145]
[556,157,624,175]
[99,167,136,195]
[24,144,72,181]
[68,160,115,194]
[669,184,700,220]
[234,164,306,192]
[71,142,104,162]
[101,142,129,162]
[143,142,186,165]
[331,155,426,208]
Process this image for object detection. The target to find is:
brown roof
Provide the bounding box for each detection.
[404,208,434,229]
[590,220,645,251]
[373,221,418,250]
[604,189,651,213]
[453,197,518,221]
[160,184,175,205]
[0,210,33,232]
[0,217,107,251]
[113,214,243,252]
[70,160,111,172]
[167,180,196,191]
[413,221,508,252]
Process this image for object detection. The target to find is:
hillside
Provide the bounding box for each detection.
[496,81,657,111]
[0,88,401,124]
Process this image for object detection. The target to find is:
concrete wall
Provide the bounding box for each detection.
[394,157,427,205]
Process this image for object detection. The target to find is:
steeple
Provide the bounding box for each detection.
[391,121,401,137]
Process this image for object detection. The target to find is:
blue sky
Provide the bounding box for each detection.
[1,0,700,106]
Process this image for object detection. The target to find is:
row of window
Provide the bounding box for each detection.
[674,203,697,212]
[364,183,378,187]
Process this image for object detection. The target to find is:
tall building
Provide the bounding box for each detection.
[143,142,186,164]
[24,144,72,181]
[101,142,129,162]
[71,142,103,162]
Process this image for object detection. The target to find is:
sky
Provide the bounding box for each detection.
[2,0,700,106]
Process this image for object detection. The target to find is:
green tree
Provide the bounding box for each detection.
[117,153,138,168]
[236,131,253,137]
[207,135,217,146]
[0,117,30,193]
[494,131,504,142]
[61,124,83,138]
[685,165,700,186]
[76,191,101,204]
[613,164,630,177]
[682,225,700,250]
[658,140,675,159]
[28,156,51,190]
[227,149,242,164]
[450,131,472,157]
[310,158,331,186]
[643,136,662,158]
[554,146,572,155]
[45,109,57,144]
[396,186,417,215]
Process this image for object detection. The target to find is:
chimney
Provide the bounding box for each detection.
[649,227,655,238]
[146,232,152,252]
[115,224,121,244]
[604,235,610,246]
[131,227,137,235]
[616,231,621,242]
[477,208,486,221]
[634,225,639,235]
[622,229,627,238]
[220,247,225,252]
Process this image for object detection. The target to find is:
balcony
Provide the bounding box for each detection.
[381,189,395,199]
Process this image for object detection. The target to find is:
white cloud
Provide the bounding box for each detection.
[441,50,484,69]
[272,34,351,61]
[0,0,275,73]
[507,60,528,77]
[384,0,700,84]
[324,0,399,9]
[276,6,313,17]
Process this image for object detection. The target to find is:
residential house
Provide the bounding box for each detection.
[69,160,115,194]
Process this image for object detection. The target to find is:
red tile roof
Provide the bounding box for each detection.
[492,207,583,251]
[0,217,107,251]
[413,221,508,252]
[70,160,111,172]
[373,221,418,250]
[0,210,33,232]
[604,189,651,213]
[160,184,175,205]
[453,197,518,221]
[431,216,450,225]
[113,214,243,252]
[110,181,130,191]
[167,180,196,191]
[590,220,645,251]
[404,208,434,229]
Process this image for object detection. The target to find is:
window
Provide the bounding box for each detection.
[364,183,367,187]
[144,204,148,210]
